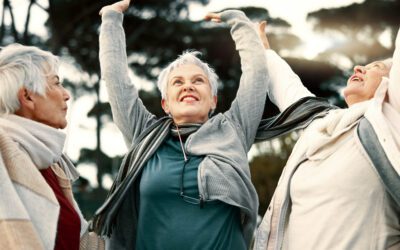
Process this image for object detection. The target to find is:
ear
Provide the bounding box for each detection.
[17,88,35,111]
[211,95,217,110]
[161,98,170,115]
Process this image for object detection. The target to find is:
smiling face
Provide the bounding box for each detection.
[343,61,390,106]
[161,64,217,125]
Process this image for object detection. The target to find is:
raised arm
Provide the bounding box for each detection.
[258,22,314,111]
[388,27,400,111]
[99,0,156,146]
[206,11,269,150]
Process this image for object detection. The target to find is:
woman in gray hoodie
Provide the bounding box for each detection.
[91,1,269,249]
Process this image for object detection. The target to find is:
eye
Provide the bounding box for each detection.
[54,81,64,88]
[373,64,382,69]
[193,77,205,84]
[172,79,183,85]
[367,63,384,71]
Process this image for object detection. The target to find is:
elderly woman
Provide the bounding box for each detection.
[91,0,269,249]
[253,22,400,249]
[0,44,103,249]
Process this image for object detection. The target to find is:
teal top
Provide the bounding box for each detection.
[136,134,246,250]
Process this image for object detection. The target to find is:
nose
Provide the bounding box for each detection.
[62,87,71,101]
[182,81,194,92]
[353,65,365,74]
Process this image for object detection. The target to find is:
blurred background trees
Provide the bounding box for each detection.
[1,0,399,217]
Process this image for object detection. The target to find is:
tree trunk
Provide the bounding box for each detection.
[4,0,19,42]
[0,0,6,43]
[23,0,36,44]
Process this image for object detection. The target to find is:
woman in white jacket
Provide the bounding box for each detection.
[254,22,400,249]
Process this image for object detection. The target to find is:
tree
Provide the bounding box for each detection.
[0,0,46,45]
[308,0,400,63]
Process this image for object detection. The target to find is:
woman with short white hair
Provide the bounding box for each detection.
[0,44,103,249]
[91,0,269,249]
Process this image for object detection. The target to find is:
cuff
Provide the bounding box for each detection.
[102,9,124,23]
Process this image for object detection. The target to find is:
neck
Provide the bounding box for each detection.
[14,109,33,120]
[173,118,207,126]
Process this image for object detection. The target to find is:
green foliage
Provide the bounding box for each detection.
[250,133,299,215]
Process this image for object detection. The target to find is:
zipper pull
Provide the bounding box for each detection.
[199,194,204,209]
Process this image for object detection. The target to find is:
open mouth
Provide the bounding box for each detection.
[350,75,363,82]
[180,95,199,102]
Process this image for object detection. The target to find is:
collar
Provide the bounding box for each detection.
[170,123,202,137]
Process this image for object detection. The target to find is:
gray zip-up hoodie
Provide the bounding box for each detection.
[100,9,269,249]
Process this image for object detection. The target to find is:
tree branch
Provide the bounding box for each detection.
[0,0,6,43]
[5,0,20,41]
[23,0,35,43]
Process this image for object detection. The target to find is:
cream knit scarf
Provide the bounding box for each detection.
[0,114,79,181]
[305,100,370,161]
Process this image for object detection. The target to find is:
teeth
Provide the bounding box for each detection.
[182,96,196,101]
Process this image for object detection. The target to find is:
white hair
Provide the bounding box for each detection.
[157,50,219,99]
[382,58,393,70]
[0,43,59,114]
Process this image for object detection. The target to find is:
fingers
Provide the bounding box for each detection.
[120,0,131,12]
[257,20,270,49]
[99,0,131,16]
[204,12,221,23]
[259,21,267,35]
[123,0,131,9]
[99,7,106,16]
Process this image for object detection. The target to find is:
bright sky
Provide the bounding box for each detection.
[190,0,363,25]
[2,0,365,58]
[1,0,365,188]
[190,0,364,59]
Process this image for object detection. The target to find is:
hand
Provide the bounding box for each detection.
[99,0,131,16]
[204,12,221,23]
[258,21,270,49]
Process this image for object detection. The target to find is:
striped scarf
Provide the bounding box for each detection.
[91,97,334,236]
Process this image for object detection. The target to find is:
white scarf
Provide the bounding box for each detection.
[0,114,79,181]
[305,100,369,160]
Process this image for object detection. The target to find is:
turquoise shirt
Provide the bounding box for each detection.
[136,134,246,250]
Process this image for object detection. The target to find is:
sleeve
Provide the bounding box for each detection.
[221,10,269,150]
[388,27,400,111]
[99,10,156,146]
[264,50,314,111]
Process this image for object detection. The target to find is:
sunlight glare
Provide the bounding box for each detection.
[379,28,393,49]
[77,163,98,188]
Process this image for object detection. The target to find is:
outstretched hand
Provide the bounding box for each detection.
[99,0,131,16]
[258,21,270,49]
[204,12,222,23]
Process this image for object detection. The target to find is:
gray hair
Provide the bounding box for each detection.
[157,50,219,99]
[0,43,59,114]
